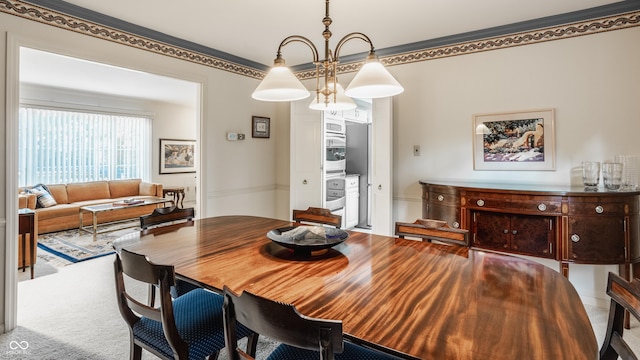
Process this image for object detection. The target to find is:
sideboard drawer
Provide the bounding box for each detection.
[568,198,628,216]
[464,191,561,215]
[426,187,460,206]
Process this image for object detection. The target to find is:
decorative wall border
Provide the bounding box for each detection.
[382,11,640,68]
[2,0,639,81]
[297,10,640,80]
[0,0,265,79]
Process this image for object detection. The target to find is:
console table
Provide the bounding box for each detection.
[419,180,640,280]
[162,186,185,208]
[19,208,37,279]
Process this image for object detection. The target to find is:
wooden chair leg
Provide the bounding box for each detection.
[131,343,142,360]
[246,333,260,357]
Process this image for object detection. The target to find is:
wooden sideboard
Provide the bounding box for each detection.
[420,180,640,280]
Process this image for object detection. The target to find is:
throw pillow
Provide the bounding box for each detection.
[28,184,58,208]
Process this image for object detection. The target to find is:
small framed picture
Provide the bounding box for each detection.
[159,138,196,174]
[252,116,270,138]
[472,108,556,171]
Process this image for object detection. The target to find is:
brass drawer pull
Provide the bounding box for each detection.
[437,195,444,201]
[571,234,580,243]
[452,221,460,229]
[477,199,485,207]
[537,203,547,211]
[595,205,604,214]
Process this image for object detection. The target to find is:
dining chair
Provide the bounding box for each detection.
[222,286,398,360]
[395,218,470,246]
[139,206,198,305]
[599,272,640,360]
[114,249,258,360]
[140,206,195,230]
[292,207,342,228]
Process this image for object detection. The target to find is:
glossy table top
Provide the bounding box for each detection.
[114,215,597,359]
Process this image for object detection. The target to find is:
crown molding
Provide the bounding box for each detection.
[1,0,266,79]
[307,9,640,80]
[3,0,640,80]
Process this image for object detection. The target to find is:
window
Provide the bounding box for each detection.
[18,107,151,187]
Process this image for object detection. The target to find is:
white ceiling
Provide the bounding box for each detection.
[20,48,200,107]
[57,0,622,66]
[20,0,624,106]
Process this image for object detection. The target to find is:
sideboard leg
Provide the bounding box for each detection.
[560,262,569,278]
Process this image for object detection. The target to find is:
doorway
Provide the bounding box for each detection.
[5,43,203,330]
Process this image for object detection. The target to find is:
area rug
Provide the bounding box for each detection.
[37,220,140,265]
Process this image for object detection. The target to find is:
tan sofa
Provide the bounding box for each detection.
[19,179,163,234]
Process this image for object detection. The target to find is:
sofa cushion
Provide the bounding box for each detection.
[19,192,37,209]
[66,181,110,203]
[109,179,142,198]
[139,182,158,196]
[47,184,69,204]
[27,184,58,208]
[35,203,80,220]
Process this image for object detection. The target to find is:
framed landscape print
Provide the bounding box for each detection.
[159,138,196,174]
[252,116,270,138]
[472,109,555,171]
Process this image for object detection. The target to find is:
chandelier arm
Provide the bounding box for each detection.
[333,32,375,61]
[277,35,320,64]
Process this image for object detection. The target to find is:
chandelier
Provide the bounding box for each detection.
[251,0,404,110]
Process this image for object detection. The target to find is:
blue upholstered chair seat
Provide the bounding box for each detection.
[267,341,397,360]
[170,278,200,298]
[133,288,251,360]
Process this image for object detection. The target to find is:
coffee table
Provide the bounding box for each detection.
[79,197,174,236]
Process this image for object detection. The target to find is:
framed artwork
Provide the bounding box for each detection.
[472,108,555,171]
[159,138,196,174]
[252,116,270,138]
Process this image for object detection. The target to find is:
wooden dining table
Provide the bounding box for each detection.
[113,215,598,360]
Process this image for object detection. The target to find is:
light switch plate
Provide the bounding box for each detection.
[227,132,238,141]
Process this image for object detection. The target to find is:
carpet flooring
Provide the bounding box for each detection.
[8,255,280,359]
[7,252,640,359]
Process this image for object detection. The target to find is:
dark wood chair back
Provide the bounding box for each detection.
[114,248,189,358]
[140,206,194,230]
[395,218,470,246]
[138,208,198,306]
[223,286,343,360]
[599,273,640,360]
[292,207,342,228]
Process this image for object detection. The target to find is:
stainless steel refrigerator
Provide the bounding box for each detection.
[345,120,371,228]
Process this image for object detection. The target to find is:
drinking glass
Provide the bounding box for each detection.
[614,155,639,191]
[582,161,600,188]
[602,162,623,191]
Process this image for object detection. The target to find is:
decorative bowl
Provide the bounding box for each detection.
[267,225,349,256]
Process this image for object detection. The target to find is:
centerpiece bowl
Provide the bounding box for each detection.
[267,225,349,256]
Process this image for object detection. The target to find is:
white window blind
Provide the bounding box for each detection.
[18,107,151,187]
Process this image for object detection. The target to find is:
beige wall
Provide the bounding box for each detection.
[2,9,639,331]
[390,27,640,301]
